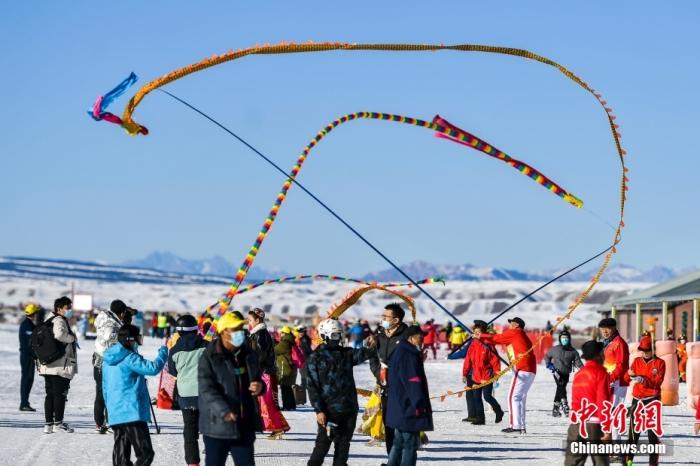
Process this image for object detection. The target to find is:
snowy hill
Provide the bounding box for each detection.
[0,256,277,285]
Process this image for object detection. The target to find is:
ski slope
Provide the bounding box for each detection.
[0,324,696,465]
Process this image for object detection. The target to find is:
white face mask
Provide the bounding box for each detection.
[230,330,246,347]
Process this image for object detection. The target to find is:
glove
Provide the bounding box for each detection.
[546,362,556,372]
[158,345,168,358]
[633,376,644,384]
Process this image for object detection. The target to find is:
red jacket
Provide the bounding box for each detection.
[421,324,437,345]
[571,360,613,423]
[479,328,536,373]
[462,340,501,383]
[623,356,665,400]
[603,333,630,386]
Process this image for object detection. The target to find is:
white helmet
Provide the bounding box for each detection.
[318,318,344,341]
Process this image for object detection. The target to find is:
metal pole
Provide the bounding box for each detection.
[611,305,617,320]
[662,301,669,339]
[694,299,699,342]
[635,303,642,342]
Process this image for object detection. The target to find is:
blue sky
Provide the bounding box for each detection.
[2,1,699,276]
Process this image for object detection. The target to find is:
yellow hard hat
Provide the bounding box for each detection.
[281,325,292,334]
[24,303,40,316]
[216,312,246,334]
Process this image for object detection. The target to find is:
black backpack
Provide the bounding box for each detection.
[31,316,66,365]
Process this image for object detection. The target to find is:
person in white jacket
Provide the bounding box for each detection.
[38,296,78,434]
[93,299,132,433]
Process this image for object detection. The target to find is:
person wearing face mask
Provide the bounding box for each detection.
[622,335,665,466]
[544,330,583,417]
[198,312,265,466]
[246,308,289,439]
[369,303,410,457]
[306,319,376,466]
[93,299,134,434]
[168,314,208,466]
[385,325,433,466]
[37,296,78,434]
[102,324,168,466]
[597,317,629,442]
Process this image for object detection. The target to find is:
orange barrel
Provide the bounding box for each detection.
[655,340,679,406]
[686,342,700,411]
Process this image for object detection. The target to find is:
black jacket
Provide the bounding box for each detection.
[369,322,409,381]
[19,318,35,355]
[299,333,313,357]
[198,339,264,439]
[248,326,277,375]
[307,344,372,415]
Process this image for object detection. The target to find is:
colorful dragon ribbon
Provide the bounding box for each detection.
[433,115,582,208]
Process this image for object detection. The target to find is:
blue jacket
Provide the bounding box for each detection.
[102,343,167,426]
[386,340,434,432]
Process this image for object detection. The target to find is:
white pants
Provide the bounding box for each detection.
[508,370,536,430]
[611,381,628,441]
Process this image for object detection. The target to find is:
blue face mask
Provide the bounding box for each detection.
[230,330,246,347]
[561,338,570,346]
[381,320,393,330]
[64,309,73,319]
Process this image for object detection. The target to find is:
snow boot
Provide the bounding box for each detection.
[560,400,570,416]
[552,401,562,417]
[501,427,524,434]
[462,416,477,423]
[53,422,74,433]
[43,424,53,434]
[470,416,486,425]
[494,407,504,423]
[19,404,36,412]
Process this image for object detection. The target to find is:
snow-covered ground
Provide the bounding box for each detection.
[0,324,697,465]
[0,276,645,330]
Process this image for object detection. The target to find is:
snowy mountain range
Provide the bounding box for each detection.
[0,254,690,286]
[120,251,688,284]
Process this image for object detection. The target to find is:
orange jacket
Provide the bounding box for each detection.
[624,356,665,400]
[603,333,629,386]
[462,340,501,383]
[480,328,536,373]
[571,360,613,423]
